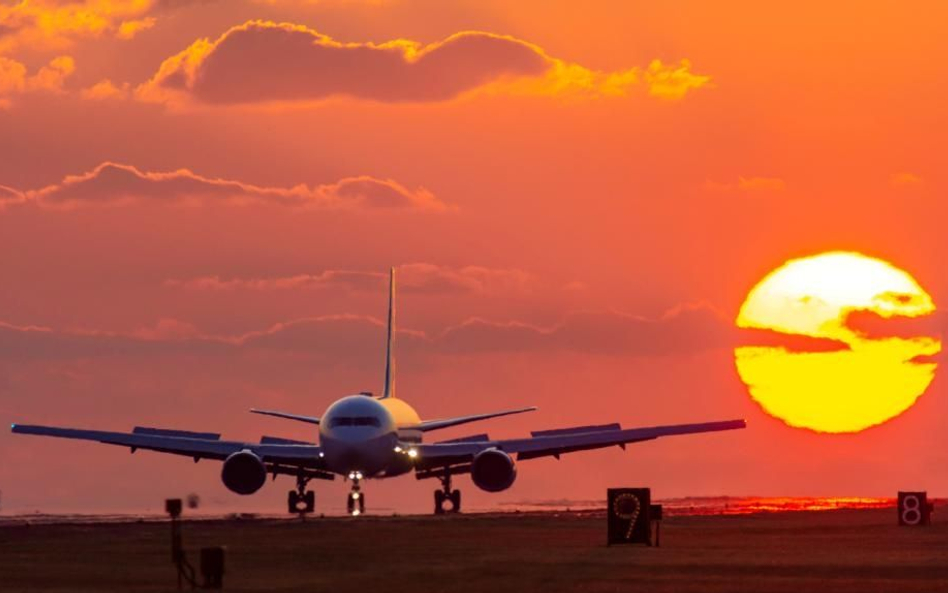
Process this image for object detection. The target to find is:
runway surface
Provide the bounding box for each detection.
[1,508,946,592]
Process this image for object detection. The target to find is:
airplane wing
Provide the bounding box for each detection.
[249,409,321,425]
[11,424,332,478]
[411,406,538,432]
[413,419,745,475]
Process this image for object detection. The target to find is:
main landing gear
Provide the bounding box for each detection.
[347,471,366,516]
[287,474,315,515]
[434,468,461,515]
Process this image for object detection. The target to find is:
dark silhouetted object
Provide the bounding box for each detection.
[166,498,196,589]
[650,504,663,547]
[187,493,201,510]
[200,547,226,589]
[166,498,183,519]
[898,491,934,526]
[288,489,315,515]
[607,488,652,546]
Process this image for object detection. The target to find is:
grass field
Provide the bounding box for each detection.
[1,508,946,592]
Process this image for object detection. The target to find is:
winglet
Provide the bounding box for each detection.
[382,266,396,399]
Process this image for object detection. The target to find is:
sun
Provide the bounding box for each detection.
[735,251,941,433]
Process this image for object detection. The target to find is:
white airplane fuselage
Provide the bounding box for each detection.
[319,395,422,478]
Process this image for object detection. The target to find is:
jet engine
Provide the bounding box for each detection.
[221,450,267,495]
[471,448,517,492]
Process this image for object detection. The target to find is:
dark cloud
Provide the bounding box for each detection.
[842,308,946,341]
[141,22,549,104]
[735,326,851,353]
[138,21,709,106]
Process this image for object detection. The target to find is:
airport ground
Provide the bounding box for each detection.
[1,507,946,592]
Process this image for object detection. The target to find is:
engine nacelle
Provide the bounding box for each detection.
[471,448,517,492]
[221,450,267,495]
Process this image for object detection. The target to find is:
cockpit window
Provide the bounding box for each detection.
[330,416,381,428]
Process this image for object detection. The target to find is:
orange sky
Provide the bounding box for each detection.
[1,0,947,514]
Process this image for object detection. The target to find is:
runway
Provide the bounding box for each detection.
[1,507,946,592]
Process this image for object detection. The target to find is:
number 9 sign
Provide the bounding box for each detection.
[607,488,652,545]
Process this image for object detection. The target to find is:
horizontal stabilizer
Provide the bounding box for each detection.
[531,423,620,438]
[132,427,221,440]
[435,433,490,444]
[259,436,315,446]
[250,409,320,425]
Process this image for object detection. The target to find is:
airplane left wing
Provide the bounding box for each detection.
[413,419,745,473]
[11,424,330,476]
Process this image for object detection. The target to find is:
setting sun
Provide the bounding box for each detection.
[735,252,941,433]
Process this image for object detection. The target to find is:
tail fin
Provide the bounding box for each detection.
[381,267,396,399]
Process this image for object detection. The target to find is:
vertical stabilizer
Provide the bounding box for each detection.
[382,267,396,399]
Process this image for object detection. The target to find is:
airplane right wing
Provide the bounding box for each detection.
[411,406,538,432]
[413,419,745,474]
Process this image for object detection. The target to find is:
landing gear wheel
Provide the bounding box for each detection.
[288,474,315,515]
[433,469,462,514]
[450,489,461,513]
[347,472,365,516]
[348,491,365,516]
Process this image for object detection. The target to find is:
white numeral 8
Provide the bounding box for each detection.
[902,495,921,525]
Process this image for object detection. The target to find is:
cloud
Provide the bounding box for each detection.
[25,55,75,92]
[117,17,156,40]
[80,79,130,100]
[0,184,25,207]
[643,59,712,100]
[0,303,756,362]
[842,308,945,341]
[0,1,157,52]
[167,264,534,295]
[8,162,446,211]
[0,54,76,104]
[438,303,733,356]
[137,20,710,106]
[735,326,850,353]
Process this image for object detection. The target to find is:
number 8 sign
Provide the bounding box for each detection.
[898,491,932,526]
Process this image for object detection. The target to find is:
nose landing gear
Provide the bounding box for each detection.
[288,474,315,515]
[347,471,366,516]
[434,468,461,515]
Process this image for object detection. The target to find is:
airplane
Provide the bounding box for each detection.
[11,268,746,516]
